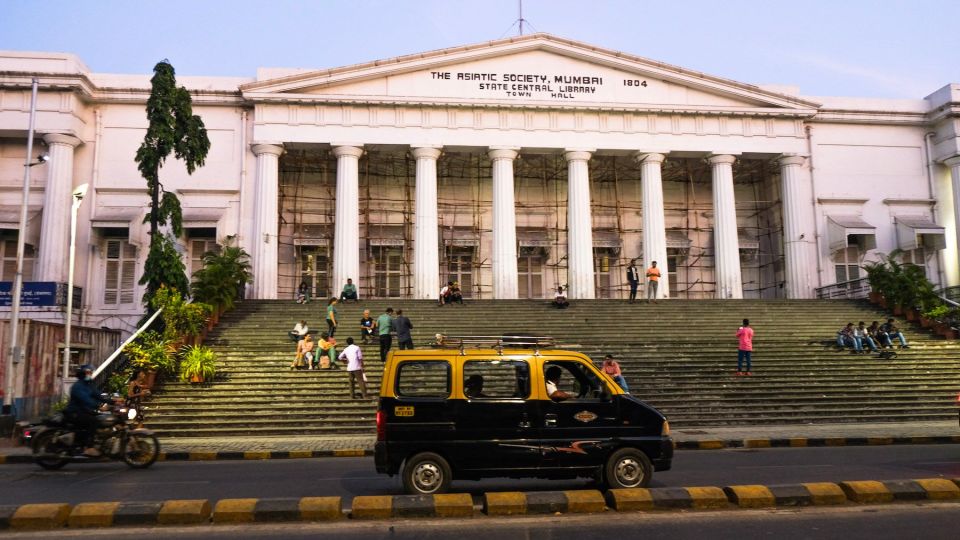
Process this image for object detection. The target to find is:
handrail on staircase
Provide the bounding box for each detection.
[92,308,164,389]
[815,277,870,300]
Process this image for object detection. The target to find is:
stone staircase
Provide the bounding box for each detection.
[144,299,960,438]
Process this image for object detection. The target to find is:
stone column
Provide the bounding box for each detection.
[35,133,82,282]
[779,155,813,299]
[332,145,363,297]
[250,143,284,299]
[709,154,743,299]
[946,155,960,275]
[412,146,442,299]
[565,150,595,299]
[636,152,669,299]
[489,148,520,299]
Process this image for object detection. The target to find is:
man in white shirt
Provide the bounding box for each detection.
[544,365,571,401]
[289,320,308,342]
[338,337,367,399]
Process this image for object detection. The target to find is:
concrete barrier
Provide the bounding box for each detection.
[0,476,957,529]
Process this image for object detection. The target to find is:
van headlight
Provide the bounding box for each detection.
[661,420,670,436]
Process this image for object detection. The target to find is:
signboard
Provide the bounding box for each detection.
[0,282,82,308]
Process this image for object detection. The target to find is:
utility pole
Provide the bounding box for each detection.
[3,77,39,417]
[518,0,526,36]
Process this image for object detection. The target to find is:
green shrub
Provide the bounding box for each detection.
[179,345,217,383]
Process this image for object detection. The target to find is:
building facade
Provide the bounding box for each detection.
[1,34,959,333]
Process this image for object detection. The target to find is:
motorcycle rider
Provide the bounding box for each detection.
[64,365,112,457]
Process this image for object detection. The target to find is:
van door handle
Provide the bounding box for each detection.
[519,413,531,429]
[544,414,558,427]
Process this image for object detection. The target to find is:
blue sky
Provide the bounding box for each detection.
[2,0,957,98]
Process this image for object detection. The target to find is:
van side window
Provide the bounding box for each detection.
[544,360,610,401]
[463,360,530,399]
[396,361,450,398]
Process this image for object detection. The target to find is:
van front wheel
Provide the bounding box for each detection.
[604,448,652,489]
[402,452,452,495]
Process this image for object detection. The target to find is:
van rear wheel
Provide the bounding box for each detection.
[604,447,652,489]
[402,452,452,495]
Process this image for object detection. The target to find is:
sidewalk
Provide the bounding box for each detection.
[3,421,957,459]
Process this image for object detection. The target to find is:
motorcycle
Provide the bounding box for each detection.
[31,401,160,469]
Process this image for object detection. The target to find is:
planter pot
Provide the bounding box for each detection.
[190,373,204,384]
[892,305,904,316]
[878,297,888,309]
[143,370,158,390]
[920,316,934,329]
[939,326,958,340]
[868,291,883,305]
[905,309,920,322]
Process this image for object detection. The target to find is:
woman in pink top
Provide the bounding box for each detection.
[602,355,629,392]
[736,319,754,376]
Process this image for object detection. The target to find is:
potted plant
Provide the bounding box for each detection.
[123,331,176,389]
[191,238,252,321]
[179,345,216,384]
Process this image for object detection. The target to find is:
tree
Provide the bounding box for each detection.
[135,60,211,310]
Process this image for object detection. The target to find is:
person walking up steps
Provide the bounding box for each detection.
[736,318,754,376]
[395,309,414,350]
[646,261,661,303]
[338,337,367,399]
[325,297,339,337]
[377,307,394,363]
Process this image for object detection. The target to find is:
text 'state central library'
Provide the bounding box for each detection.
[2,34,960,331]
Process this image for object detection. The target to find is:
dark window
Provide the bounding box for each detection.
[463,360,530,399]
[544,360,610,401]
[396,361,450,398]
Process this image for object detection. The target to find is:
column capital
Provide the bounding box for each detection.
[412,146,443,160]
[707,154,738,166]
[42,133,82,147]
[332,145,364,158]
[634,152,667,164]
[778,154,807,167]
[251,143,284,157]
[564,149,594,162]
[943,155,960,167]
[488,147,519,161]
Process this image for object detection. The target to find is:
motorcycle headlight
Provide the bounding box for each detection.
[127,409,138,421]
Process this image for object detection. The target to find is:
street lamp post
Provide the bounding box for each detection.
[3,77,39,417]
[62,183,89,397]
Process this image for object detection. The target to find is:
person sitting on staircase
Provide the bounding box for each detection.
[292,334,314,370]
[289,320,309,342]
[450,281,464,305]
[360,309,375,344]
[340,278,359,303]
[318,332,338,369]
[867,321,891,348]
[880,318,910,349]
[296,281,310,304]
[855,321,880,353]
[836,322,861,353]
[553,285,569,309]
[438,282,452,306]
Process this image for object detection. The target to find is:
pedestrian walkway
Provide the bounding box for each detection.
[3,421,956,460]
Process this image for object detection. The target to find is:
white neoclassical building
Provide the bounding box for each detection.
[1,34,959,332]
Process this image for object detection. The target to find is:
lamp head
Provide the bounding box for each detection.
[72,183,89,199]
[37,154,49,163]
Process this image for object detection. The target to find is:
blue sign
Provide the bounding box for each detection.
[0,282,81,307]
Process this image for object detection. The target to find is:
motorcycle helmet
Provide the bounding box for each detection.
[75,364,94,379]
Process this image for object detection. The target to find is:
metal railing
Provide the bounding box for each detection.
[435,335,557,354]
[815,278,871,300]
[938,286,960,306]
[92,308,163,391]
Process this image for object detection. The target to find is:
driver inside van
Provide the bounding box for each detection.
[545,366,572,401]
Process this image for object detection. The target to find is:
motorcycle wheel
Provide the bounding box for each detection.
[32,430,70,470]
[122,433,160,469]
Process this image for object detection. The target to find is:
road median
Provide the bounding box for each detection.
[0,477,957,530]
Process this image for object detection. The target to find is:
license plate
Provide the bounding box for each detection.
[394,406,414,417]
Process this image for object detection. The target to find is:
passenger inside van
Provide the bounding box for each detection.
[544,366,572,401]
[464,375,487,398]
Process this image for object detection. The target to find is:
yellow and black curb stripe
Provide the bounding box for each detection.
[0,478,957,530]
[675,435,960,451]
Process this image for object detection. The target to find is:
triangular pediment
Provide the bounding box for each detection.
[242,34,819,113]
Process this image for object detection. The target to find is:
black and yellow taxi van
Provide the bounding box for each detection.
[374,336,673,495]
